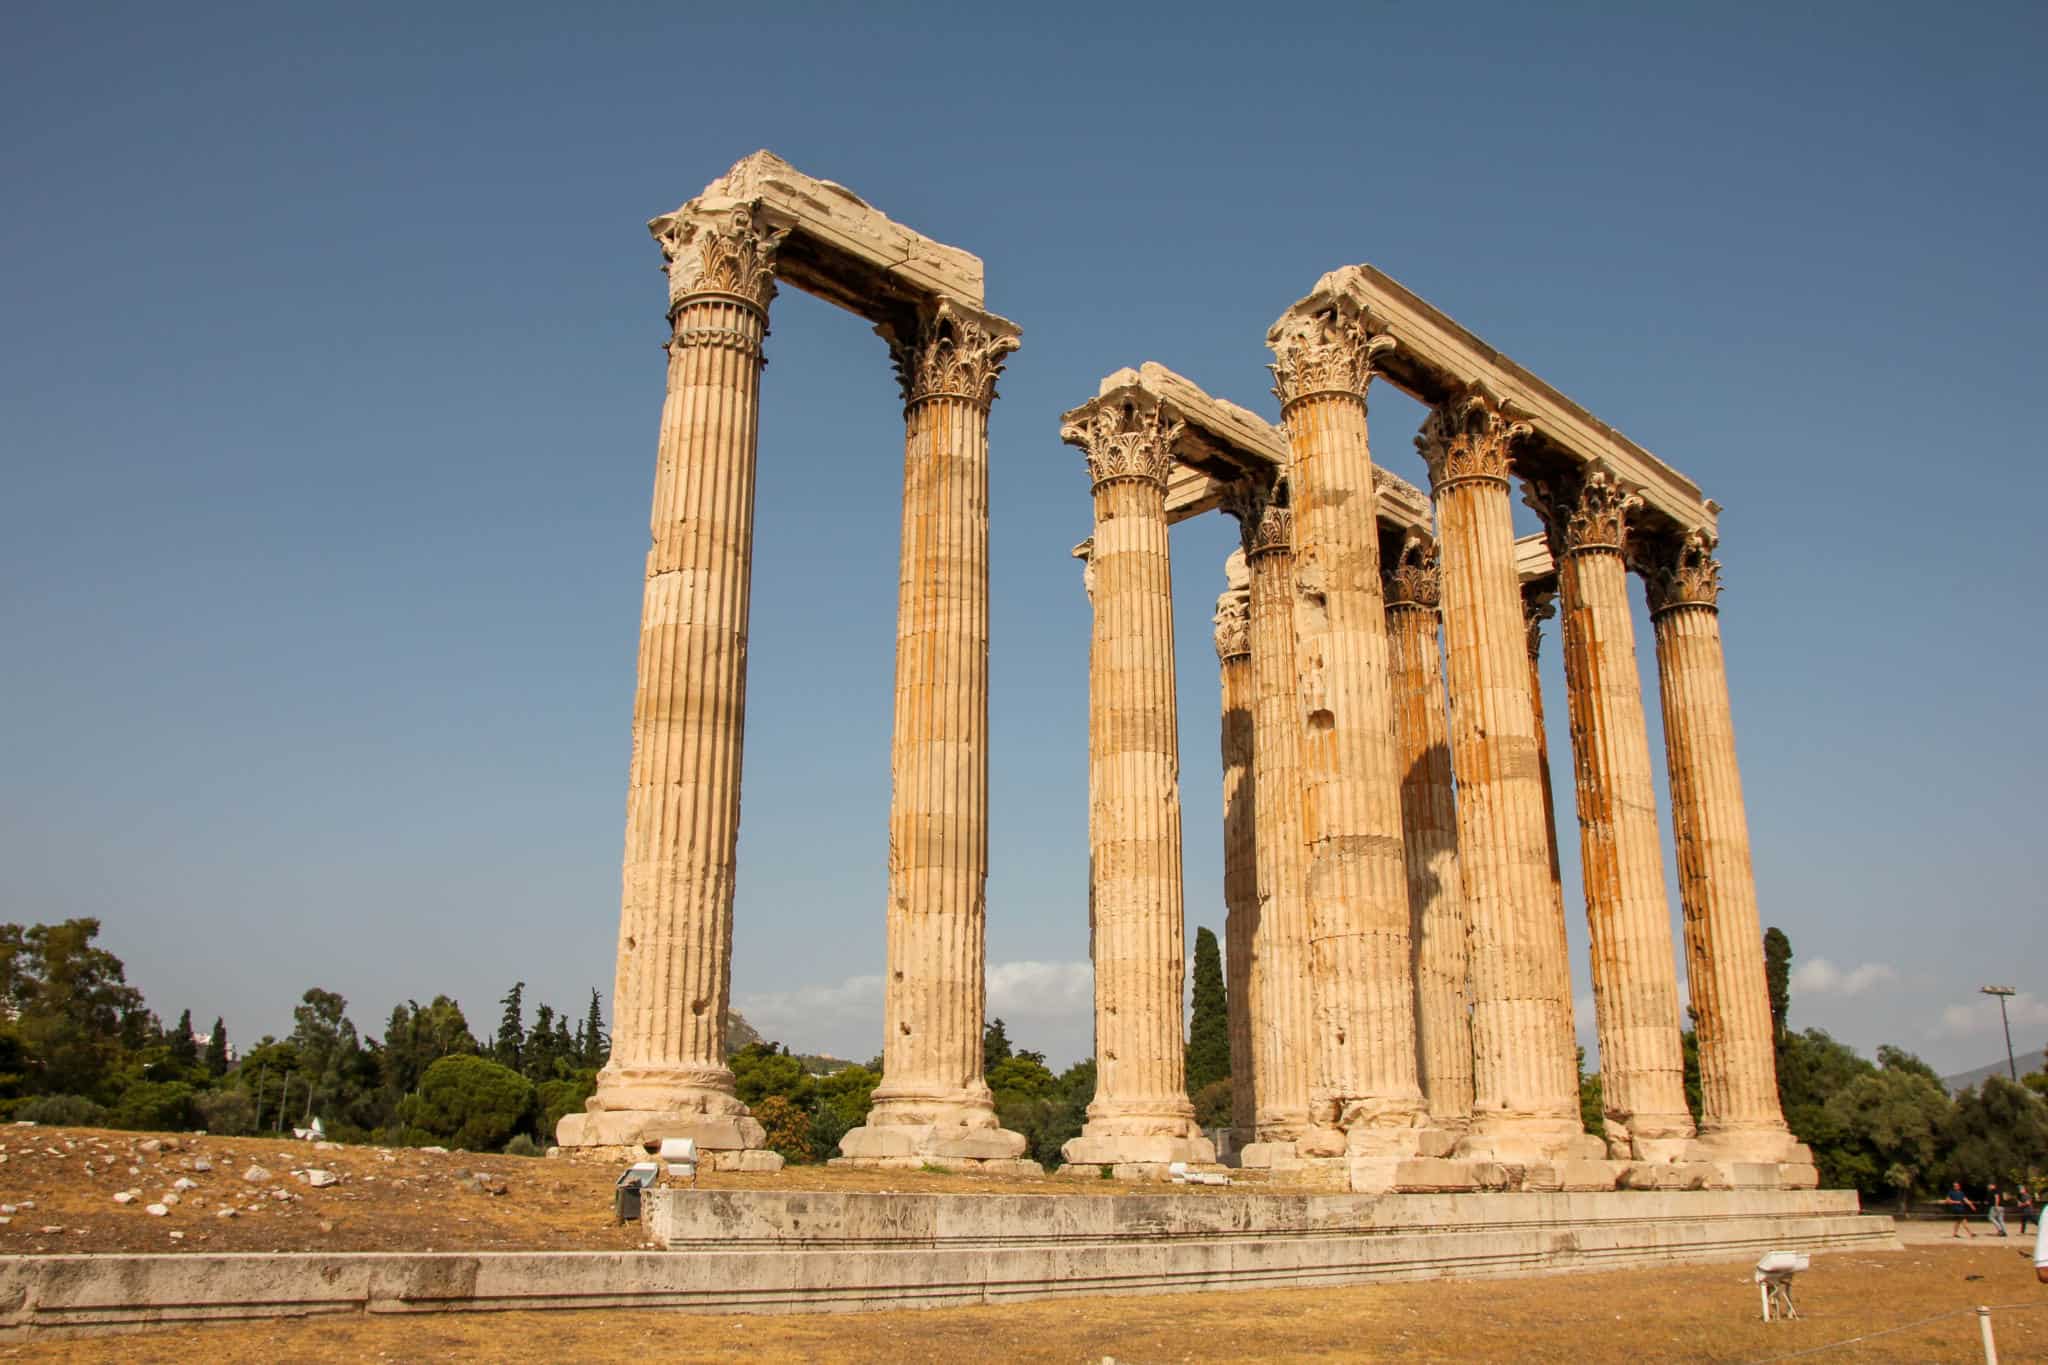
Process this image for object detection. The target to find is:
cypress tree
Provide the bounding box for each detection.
[167,1008,199,1069]
[582,988,607,1069]
[1185,926,1230,1094]
[205,1017,229,1077]
[1764,927,1792,1041]
[495,982,525,1072]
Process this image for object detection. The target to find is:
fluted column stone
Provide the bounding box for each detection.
[1215,554,1258,1145]
[839,301,1028,1167]
[1419,386,1599,1164]
[1267,301,1436,1160]
[1237,493,1315,1155]
[1645,530,1805,1166]
[1383,535,1472,1129]
[1060,399,1213,1168]
[1539,470,1696,1160]
[1521,583,1571,929]
[562,204,786,1158]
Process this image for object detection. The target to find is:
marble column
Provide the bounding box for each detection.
[1383,534,1472,1129]
[1237,491,1315,1153]
[1541,469,1695,1160]
[1266,301,1434,1159]
[564,203,785,1158]
[1214,553,1258,1145]
[840,301,1028,1167]
[1644,529,1803,1165]
[1418,385,1598,1163]
[1059,399,1214,1168]
[1521,583,1571,930]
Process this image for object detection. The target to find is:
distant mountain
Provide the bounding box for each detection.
[1941,1053,2046,1095]
[722,1008,763,1057]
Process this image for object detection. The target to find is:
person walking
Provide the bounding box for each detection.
[2018,1184,2038,1235]
[1989,1183,2010,1237]
[1946,1181,1979,1239]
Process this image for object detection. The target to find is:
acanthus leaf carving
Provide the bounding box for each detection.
[1060,398,1183,491]
[1266,301,1396,409]
[1382,532,1441,611]
[881,299,1020,410]
[1521,581,1558,660]
[1213,581,1251,661]
[650,202,787,314]
[1415,383,1531,491]
[1644,528,1723,615]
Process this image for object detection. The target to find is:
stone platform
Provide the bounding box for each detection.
[0,1188,1895,1338]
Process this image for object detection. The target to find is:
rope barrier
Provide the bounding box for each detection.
[1740,1298,2043,1363]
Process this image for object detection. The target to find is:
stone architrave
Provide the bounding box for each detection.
[838,301,1030,1169]
[1382,534,1472,1129]
[1214,552,1258,1145]
[1266,299,1440,1163]
[1417,385,1600,1165]
[1521,582,1571,931]
[1538,469,1696,1161]
[1059,399,1215,1169]
[1643,530,1806,1166]
[560,203,786,1161]
[1235,491,1315,1156]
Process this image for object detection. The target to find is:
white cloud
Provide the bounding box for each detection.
[987,960,1093,1016]
[1791,958,1897,998]
[1935,991,2048,1042]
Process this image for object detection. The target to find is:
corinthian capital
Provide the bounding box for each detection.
[649,202,787,314]
[1213,556,1251,661]
[1415,383,1531,492]
[1266,301,1396,409]
[1642,528,1723,615]
[1060,398,1183,491]
[1527,465,1644,557]
[1522,581,1558,660]
[880,299,1021,410]
[1383,532,1441,610]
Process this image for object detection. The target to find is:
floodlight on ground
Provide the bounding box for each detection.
[614,1162,660,1224]
[1754,1250,1808,1321]
[658,1137,699,1184]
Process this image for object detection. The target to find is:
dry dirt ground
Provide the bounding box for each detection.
[3,1125,2042,1361]
[0,1125,1246,1256]
[1,1246,2040,1363]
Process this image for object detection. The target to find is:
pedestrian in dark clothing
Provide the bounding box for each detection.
[1946,1181,1979,1239]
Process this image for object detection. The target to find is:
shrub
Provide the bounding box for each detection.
[399,1055,535,1152]
[14,1094,107,1126]
[753,1095,813,1164]
[503,1133,541,1158]
[193,1088,257,1136]
[109,1081,197,1132]
[535,1073,596,1143]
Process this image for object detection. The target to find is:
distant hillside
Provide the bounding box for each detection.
[1941,1052,2047,1095]
[721,1008,763,1057]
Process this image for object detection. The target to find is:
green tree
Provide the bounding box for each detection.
[1680,1027,1704,1125]
[730,1042,815,1109]
[204,1017,229,1078]
[1763,927,1792,1042]
[400,1054,536,1151]
[983,1018,1013,1074]
[810,1063,879,1159]
[290,988,370,1129]
[524,1003,559,1083]
[1941,1077,2048,1189]
[987,1052,1056,1103]
[1822,1063,1952,1201]
[1185,926,1229,1095]
[494,982,525,1072]
[167,1009,199,1072]
[580,989,608,1070]
[0,918,145,1100]
[1576,1046,1606,1141]
[535,1072,597,1143]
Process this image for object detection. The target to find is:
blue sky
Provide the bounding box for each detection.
[4,2,2043,1076]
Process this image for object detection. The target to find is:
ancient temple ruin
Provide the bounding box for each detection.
[562,152,1811,1194]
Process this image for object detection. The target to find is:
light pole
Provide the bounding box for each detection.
[1981,986,2018,1081]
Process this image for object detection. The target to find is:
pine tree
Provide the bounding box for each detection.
[526,1003,558,1082]
[205,1017,229,1077]
[582,989,607,1069]
[1185,926,1230,1094]
[167,1008,199,1069]
[495,982,525,1072]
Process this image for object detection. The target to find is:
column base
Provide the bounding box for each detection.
[1603,1112,1703,1163]
[1693,1123,1811,1166]
[1454,1115,1608,1164]
[834,1122,1030,1164]
[554,1109,777,1164]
